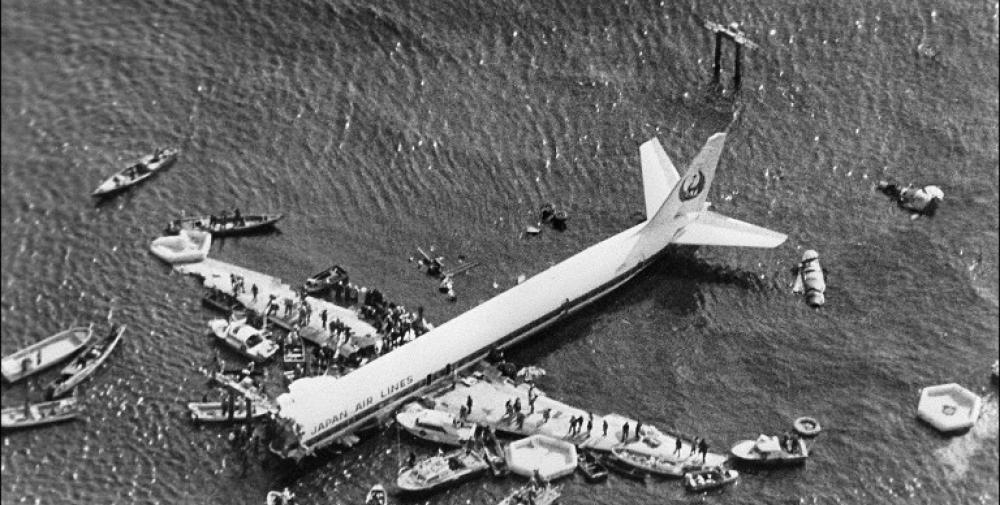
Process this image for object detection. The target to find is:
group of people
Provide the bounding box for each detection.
[672,435,711,463]
[779,431,802,454]
[209,208,245,228]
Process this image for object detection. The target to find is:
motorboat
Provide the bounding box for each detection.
[166,213,283,236]
[187,401,268,423]
[610,446,697,477]
[46,325,126,397]
[396,402,475,446]
[577,449,609,482]
[599,452,647,482]
[93,147,178,196]
[2,325,94,382]
[302,265,349,294]
[506,435,577,481]
[730,434,808,466]
[917,383,983,434]
[684,466,739,492]
[497,483,561,505]
[202,288,245,314]
[396,448,489,494]
[365,484,388,505]
[150,229,211,264]
[207,318,279,362]
[1,396,81,429]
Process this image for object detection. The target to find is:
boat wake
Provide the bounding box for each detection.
[933,393,998,481]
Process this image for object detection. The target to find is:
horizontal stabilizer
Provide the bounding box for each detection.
[671,211,787,248]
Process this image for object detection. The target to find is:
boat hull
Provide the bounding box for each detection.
[396,451,488,495]
[1,397,81,429]
[167,214,283,236]
[47,325,126,398]
[730,439,808,467]
[187,401,267,423]
[1,326,94,383]
[92,150,177,196]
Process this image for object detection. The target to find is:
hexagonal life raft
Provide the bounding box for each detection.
[506,434,578,481]
[916,383,982,434]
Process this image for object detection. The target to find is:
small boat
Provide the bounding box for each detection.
[599,452,648,482]
[46,325,126,398]
[396,448,489,494]
[497,484,561,505]
[1,396,81,429]
[365,484,388,505]
[302,265,349,294]
[506,435,577,481]
[209,371,270,405]
[202,288,245,314]
[577,449,609,483]
[684,466,739,492]
[265,488,295,505]
[207,318,279,362]
[610,446,695,477]
[92,147,178,197]
[150,229,212,264]
[730,434,809,466]
[187,401,268,423]
[2,325,94,382]
[166,213,283,236]
[396,402,475,446]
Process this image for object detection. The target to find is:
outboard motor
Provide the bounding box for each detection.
[794,250,826,307]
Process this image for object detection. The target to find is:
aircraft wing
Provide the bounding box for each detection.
[671,211,787,248]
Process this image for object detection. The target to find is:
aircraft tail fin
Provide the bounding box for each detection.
[637,132,786,249]
[640,138,680,219]
[642,132,726,233]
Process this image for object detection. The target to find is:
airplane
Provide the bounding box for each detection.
[269,132,787,461]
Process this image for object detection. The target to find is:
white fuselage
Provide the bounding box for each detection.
[275,218,680,458]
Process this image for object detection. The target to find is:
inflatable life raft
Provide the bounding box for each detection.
[916,383,982,434]
[150,229,211,264]
[793,250,826,307]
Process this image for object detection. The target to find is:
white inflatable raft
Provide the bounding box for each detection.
[916,383,982,434]
[150,229,211,264]
[506,434,577,481]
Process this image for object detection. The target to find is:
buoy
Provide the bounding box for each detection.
[793,416,822,437]
[793,250,826,307]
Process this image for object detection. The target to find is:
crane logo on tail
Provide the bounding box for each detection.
[679,171,705,201]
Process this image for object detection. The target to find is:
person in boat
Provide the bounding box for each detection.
[877,180,943,217]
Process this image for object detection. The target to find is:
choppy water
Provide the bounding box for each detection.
[2,1,998,504]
